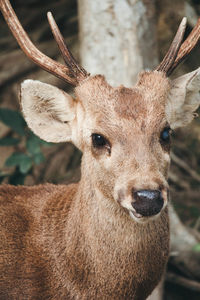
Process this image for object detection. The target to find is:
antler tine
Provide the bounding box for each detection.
[47,12,89,81]
[167,18,200,76]
[0,0,88,86]
[156,17,187,75]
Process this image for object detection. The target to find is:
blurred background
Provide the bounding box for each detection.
[0,0,200,299]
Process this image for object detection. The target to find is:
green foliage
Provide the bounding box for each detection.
[0,108,26,136]
[6,152,33,174]
[192,243,200,252]
[0,108,52,185]
[0,137,20,146]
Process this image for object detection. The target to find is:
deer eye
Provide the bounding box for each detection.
[92,133,107,147]
[160,127,171,143]
[92,133,110,149]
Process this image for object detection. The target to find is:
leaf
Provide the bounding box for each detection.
[40,139,54,147]
[19,156,33,174]
[26,135,41,155]
[0,108,26,136]
[0,137,20,146]
[9,169,26,185]
[33,152,45,165]
[193,243,200,252]
[6,152,27,167]
[28,132,53,147]
[5,152,33,174]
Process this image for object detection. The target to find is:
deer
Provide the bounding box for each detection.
[0,0,200,299]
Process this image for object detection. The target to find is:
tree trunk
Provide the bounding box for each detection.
[78,0,158,87]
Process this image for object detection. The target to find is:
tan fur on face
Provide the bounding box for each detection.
[75,71,170,137]
[75,71,170,212]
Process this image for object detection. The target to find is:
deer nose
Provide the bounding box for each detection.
[131,190,164,217]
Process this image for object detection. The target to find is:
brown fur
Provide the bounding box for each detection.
[0,71,172,299]
[0,183,169,300]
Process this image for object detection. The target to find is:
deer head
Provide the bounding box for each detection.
[1,0,200,222]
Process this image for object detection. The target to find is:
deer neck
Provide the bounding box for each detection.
[69,158,167,254]
[63,169,169,298]
[75,175,168,247]
[40,162,169,298]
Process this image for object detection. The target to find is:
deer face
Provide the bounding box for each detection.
[21,67,200,222]
[75,72,170,221]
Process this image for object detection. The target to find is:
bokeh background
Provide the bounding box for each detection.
[0,0,200,299]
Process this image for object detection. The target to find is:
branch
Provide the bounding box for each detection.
[166,272,200,292]
[171,152,200,183]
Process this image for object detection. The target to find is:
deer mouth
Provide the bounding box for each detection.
[129,210,143,219]
[129,207,162,221]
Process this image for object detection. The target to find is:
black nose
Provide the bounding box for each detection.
[132,190,164,217]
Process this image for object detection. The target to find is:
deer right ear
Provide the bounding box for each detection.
[20,80,77,143]
[166,68,200,129]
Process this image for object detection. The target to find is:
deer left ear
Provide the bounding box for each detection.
[166,67,200,129]
[20,80,77,143]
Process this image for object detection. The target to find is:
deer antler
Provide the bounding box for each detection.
[156,17,200,76]
[156,17,187,74]
[0,0,89,85]
[47,12,88,81]
[168,18,200,75]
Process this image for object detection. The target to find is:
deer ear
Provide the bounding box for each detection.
[166,67,200,129]
[20,80,77,143]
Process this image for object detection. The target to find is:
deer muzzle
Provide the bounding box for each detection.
[131,189,164,217]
